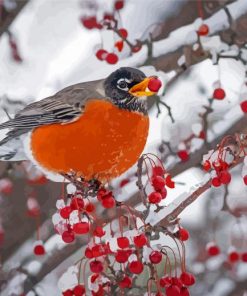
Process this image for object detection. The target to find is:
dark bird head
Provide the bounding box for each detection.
[104,67,158,114]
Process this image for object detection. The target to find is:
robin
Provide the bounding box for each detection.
[0,67,160,182]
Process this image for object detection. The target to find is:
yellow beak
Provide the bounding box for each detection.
[129,77,155,97]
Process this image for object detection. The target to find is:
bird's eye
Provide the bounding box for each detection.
[117,79,130,91]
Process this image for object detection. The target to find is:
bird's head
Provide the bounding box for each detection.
[104,67,161,114]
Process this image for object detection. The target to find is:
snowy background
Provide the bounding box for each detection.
[1,0,247,295]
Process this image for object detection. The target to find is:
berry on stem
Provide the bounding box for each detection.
[73,222,90,235]
[62,231,75,243]
[73,284,86,296]
[133,233,147,248]
[207,243,220,256]
[149,250,162,264]
[240,101,247,113]
[177,228,190,241]
[33,244,45,256]
[96,49,108,61]
[117,237,130,249]
[115,0,124,10]
[119,276,132,288]
[197,24,209,36]
[177,150,189,162]
[228,251,239,263]
[213,88,226,100]
[60,206,72,219]
[211,176,221,187]
[128,260,144,274]
[105,53,118,64]
[148,191,162,204]
[152,176,166,190]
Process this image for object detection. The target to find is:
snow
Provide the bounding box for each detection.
[1,0,247,295]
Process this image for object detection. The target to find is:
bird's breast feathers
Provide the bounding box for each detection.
[27,99,149,182]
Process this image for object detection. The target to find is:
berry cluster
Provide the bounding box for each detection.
[57,155,195,295]
[79,0,145,64]
[202,139,235,187]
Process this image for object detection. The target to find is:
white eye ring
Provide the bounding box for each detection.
[117,78,131,91]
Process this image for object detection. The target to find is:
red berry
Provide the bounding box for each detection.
[96,49,108,61]
[197,24,209,36]
[92,244,106,257]
[207,243,220,256]
[102,197,115,208]
[117,237,130,249]
[243,175,247,185]
[73,284,85,296]
[81,16,98,29]
[180,287,190,296]
[219,170,231,184]
[63,290,73,296]
[177,150,189,161]
[97,188,107,201]
[152,176,165,191]
[60,206,72,219]
[62,231,75,243]
[165,175,175,188]
[241,252,247,262]
[149,250,162,264]
[178,228,190,241]
[105,53,118,64]
[90,260,104,273]
[119,276,132,288]
[240,101,247,113]
[73,222,90,235]
[172,277,183,288]
[85,203,95,212]
[119,178,130,187]
[128,260,144,274]
[180,272,195,286]
[85,247,93,258]
[158,187,167,199]
[148,77,162,92]
[115,249,130,263]
[228,251,239,263]
[198,130,205,139]
[133,233,147,248]
[115,0,124,10]
[213,88,226,100]
[148,191,162,204]
[160,276,172,287]
[33,244,45,256]
[166,285,180,296]
[103,14,114,21]
[203,160,211,171]
[70,198,84,211]
[211,176,221,187]
[93,226,105,237]
[152,165,165,177]
[119,28,128,39]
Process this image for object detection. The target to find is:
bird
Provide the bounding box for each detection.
[0,67,160,183]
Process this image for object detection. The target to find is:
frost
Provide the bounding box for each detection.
[67,183,77,194]
[56,199,65,209]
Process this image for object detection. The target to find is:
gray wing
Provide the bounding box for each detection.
[0,80,105,145]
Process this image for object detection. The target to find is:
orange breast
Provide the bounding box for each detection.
[31,100,149,182]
